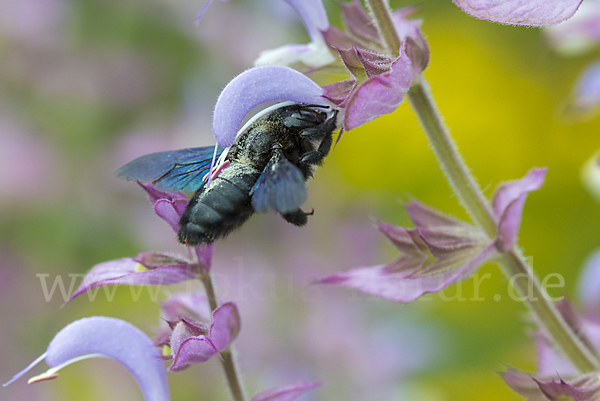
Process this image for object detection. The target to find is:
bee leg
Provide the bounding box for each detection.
[300,127,326,140]
[300,131,333,165]
[281,208,314,226]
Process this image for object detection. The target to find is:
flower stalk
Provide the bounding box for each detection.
[364,0,401,57]
[407,75,600,374]
[201,271,246,401]
[368,0,600,374]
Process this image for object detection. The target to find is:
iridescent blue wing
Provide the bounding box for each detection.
[116,146,224,193]
[250,151,307,214]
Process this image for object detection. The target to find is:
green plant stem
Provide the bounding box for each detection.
[202,273,246,401]
[365,0,401,57]
[365,0,600,374]
[407,80,497,235]
[407,78,600,373]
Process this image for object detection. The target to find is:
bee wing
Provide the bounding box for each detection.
[116,146,224,193]
[250,151,307,214]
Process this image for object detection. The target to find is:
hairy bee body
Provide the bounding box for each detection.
[117,104,338,246]
[178,163,259,244]
[178,105,337,245]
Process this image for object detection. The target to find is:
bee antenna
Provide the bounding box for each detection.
[302,103,330,110]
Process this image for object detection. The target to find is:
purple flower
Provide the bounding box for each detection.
[251,381,322,401]
[4,317,170,401]
[155,291,211,348]
[504,369,600,400]
[254,0,335,69]
[139,182,189,233]
[453,0,584,26]
[503,301,600,399]
[318,168,547,302]
[166,302,241,371]
[564,60,600,118]
[545,2,600,118]
[545,2,600,54]
[160,290,211,322]
[318,201,496,302]
[213,0,426,146]
[321,47,413,132]
[492,167,548,252]
[67,252,206,303]
[318,3,425,131]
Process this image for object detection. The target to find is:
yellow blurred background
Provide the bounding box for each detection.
[1,0,599,400]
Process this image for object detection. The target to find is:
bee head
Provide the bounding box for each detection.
[274,104,330,130]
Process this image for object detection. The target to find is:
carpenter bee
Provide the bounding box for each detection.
[116,103,338,245]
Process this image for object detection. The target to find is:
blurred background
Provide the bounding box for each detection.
[1,0,599,400]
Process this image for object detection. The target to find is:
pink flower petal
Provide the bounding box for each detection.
[284,0,329,42]
[68,256,200,302]
[501,369,543,399]
[209,302,241,351]
[138,182,189,232]
[322,26,364,50]
[545,2,600,54]
[343,52,413,131]
[493,168,547,252]
[340,0,381,45]
[322,79,356,105]
[392,7,429,72]
[195,243,214,271]
[318,243,496,302]
[154,198,188,232]
[416,227,482,255]
[160,291,211,322]
[213,66,326,147]
[139,182,187,205]
[570,61,600,114]
[405,200,465,228]
[251,381,322,401]
[375,222,424,254]
[535,374,600,400]
[169,336,219,371]
[453,0,584,26]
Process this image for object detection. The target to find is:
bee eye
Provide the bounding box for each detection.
[286,110,324,129]
[296,110,320,124]
[277,105,325,129]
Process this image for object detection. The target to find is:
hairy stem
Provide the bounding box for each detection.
[407,80,497,235]
[365,0,401,57]
[201,272,246,401]
[364,0,600,374]
[407,78,600,373]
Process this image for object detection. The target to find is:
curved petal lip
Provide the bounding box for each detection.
[212,66,327,147]
[6,317,170,401]
[453,0,584,26]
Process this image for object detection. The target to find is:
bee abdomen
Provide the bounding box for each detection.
[177,163,259,245]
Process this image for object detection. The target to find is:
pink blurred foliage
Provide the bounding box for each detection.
[0,0,67,46]
[0,110,65,204]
